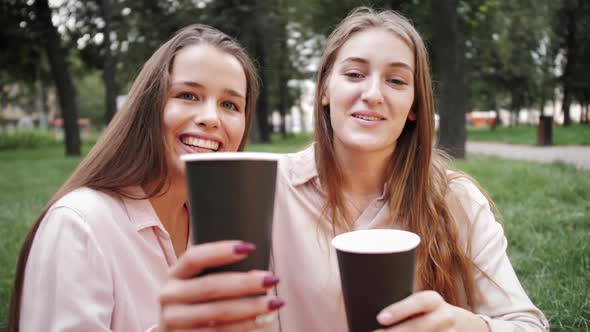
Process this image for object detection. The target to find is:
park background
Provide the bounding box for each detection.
[1,0,589,330]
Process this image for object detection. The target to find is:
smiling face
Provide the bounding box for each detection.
[323,28,416,157]
[163,44,247,180]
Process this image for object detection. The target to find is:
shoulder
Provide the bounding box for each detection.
[444,171,501,233]
[50,187,124,220]
[276,144,318,186]
[446,171,491,212]
[33,188,123,257]
[44,187,130,240]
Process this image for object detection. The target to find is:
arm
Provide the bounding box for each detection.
[375,179,549,332]
[457,179,549,331]
[20,206,115,332]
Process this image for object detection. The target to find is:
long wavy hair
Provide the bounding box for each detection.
[7,24,259,331]
[314,7,496,308]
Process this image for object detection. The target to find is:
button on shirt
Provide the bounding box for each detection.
[271,145,549,332]
[20,187,189,331]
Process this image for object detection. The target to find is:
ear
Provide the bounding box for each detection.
[407,111,416,121]
[321,94,329,106]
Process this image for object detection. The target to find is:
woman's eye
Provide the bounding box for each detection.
[344,72,363,79]
[388,78,407,85]
[177,92,198,101]
[222,101,238,111]
[344,71,363,79]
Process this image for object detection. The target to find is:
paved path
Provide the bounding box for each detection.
[466,142,590,170]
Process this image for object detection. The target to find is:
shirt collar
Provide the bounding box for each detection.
[120,186,166,232]
[288,144,387,202]
[287,144,319,187]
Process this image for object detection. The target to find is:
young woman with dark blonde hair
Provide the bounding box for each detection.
[271,7,549,332]
[8,25,286,331]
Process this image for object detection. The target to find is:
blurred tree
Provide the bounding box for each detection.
[0,0,52,128]
[554,0,590,126]
[554,0,579,127]
[432,0,467,158]
[56,0,186,125]
[34,0,81,155]
[464,0,555,128]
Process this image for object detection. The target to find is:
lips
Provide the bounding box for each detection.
[179,134,222,152]
[351,111,386,122]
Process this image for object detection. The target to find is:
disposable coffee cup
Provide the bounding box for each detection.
[181,152,279,275]
[332,229,421,332]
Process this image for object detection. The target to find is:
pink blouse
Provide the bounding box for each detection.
[20,187,188,331]
[270,146,549,332]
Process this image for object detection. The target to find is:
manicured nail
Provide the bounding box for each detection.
[262,275,280,288]
[377,311,393,325]
[267,299,285,310]
[234,242,256,254]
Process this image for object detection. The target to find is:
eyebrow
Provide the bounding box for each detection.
[171,81,246,100]
[340,57,414,72]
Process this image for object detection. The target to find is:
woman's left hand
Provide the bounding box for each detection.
[373,290,489,332]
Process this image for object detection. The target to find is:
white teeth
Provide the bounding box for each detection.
[354,114,381,121]
[181,136,220,151]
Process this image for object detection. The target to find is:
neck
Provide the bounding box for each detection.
[334,144,393,200]
[145,177,188,239]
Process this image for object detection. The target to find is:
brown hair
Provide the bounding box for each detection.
[7,24,259,331]
[314,7,495,308]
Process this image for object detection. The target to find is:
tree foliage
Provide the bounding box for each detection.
[2,0,588,153]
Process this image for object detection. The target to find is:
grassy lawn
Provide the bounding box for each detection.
[467,124,590,146]
[1,134,588,330]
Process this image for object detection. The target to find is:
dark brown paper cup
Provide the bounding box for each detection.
[181,152,279,275]
[332,229,421,332]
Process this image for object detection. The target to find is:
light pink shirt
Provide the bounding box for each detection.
[20,187,187,332]
[271,146,549,332]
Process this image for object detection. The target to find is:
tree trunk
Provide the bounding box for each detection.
[37,78,48,131]
[248,108,261,142]
[252,15,271,143]
[431,0,466,158]
[100,0,119,124]
[561,3,578,127]
[35,0,80,155]
[277,0,289,139]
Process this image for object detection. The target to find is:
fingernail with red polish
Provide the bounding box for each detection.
[234,242,256,254]
[262,275,280,288]
[268,299,285,310]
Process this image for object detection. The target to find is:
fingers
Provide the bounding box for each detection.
[375,291,454,332]
[377,291,443,325]
[171,241,256,279]
[172,313,277,332]
[160,241,284,331]
[160,270,279,304]
[160,295,284,330]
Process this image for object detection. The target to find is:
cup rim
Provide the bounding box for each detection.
[331,229,421,254]
[181,152,281,162]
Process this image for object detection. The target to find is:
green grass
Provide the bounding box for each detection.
[1,135,588,331]
[455,155,590,331]
[467,124,590,146]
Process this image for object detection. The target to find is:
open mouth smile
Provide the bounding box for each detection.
[180,134,222,152]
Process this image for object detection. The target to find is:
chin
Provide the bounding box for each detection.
[340,136,392,152]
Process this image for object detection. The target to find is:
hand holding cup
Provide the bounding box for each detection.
[158,240,284,331]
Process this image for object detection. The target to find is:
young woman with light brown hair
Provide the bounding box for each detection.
[8,24,286,332]
[271,7,549,332]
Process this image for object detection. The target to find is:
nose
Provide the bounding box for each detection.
[194,100,220,129]
[361,76,384,106]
